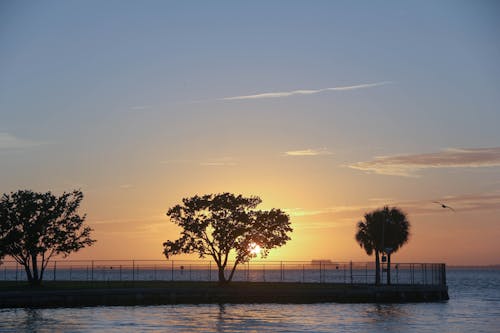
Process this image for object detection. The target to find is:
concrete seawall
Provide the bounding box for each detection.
[0,282,448,308]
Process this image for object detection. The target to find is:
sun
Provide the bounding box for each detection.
[248,242,262,256]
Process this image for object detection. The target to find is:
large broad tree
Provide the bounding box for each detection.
[163,193,292,283]
[355,206,410,285]
[0,190,95,285]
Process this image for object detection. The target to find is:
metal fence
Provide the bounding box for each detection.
[0,260,446,286]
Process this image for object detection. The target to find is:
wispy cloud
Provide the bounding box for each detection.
[129,105,152,111]
[200,157,237,167]
[160,159,192,165]
[286,192,500,230]
[285,148,332,157]
[286,192,500,228]
[0,132,47,150]
[219,81,392,101]
[349,147,500,177]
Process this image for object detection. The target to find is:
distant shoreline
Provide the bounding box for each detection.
[447,265,500,270]
[0,281,449,308]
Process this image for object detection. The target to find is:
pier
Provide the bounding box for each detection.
[0,260,448,307]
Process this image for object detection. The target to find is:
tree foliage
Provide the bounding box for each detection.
[163,193,292,283]
[355,206,410,285]
[0,189,95,285]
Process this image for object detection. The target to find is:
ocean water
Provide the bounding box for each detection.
[0,269,499,332]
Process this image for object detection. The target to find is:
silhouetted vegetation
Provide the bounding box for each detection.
[355,206,410,285]
[163,193,292,283]
[0,190,95,286]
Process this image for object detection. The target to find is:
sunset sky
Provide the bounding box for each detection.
[1,1,499,265]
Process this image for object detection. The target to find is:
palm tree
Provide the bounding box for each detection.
[355,206,410,285]
[355,218,380,284]
[382,207,410,285]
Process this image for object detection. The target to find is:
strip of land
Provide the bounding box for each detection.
[0,281,448,308]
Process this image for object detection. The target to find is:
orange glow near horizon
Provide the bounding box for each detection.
[56,181,500,267]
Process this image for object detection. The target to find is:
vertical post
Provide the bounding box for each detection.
[53,261,57,281]
[319,262,322,283]
[280,261,284,281]
[171,260,174,281]
[119,265,122,281]
[132,260,135,281]
[15,263,18,281]
[246,262,249,282]
[350,261,353,284]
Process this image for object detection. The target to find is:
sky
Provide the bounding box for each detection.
[1,1,499,265]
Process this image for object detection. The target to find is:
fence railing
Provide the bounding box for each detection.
[0,260,447,286]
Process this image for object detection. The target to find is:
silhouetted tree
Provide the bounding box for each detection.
[355,206,410,285]
[0,190,95,285]
[163,193,292,283]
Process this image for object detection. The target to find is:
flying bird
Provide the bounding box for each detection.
[433,201,456,212]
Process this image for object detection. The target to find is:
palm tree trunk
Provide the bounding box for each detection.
[387,253,391,285]
[375,250,380,285]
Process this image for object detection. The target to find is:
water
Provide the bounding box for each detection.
[1,269,499,332]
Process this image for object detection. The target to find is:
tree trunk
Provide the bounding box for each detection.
[226,262,239,282]
[24,264,33,283]
[31,254,39,282]
[217,266,227,283]
[386,253,392,285]
[375,250,380,285]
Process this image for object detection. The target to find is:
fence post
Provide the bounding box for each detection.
[350,261,353,284]
[280,261,284,281]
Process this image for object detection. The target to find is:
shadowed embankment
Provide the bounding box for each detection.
[0,281,448,308]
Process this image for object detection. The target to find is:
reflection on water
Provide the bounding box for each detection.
[0,270,499,333]
[368,304,407,322]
